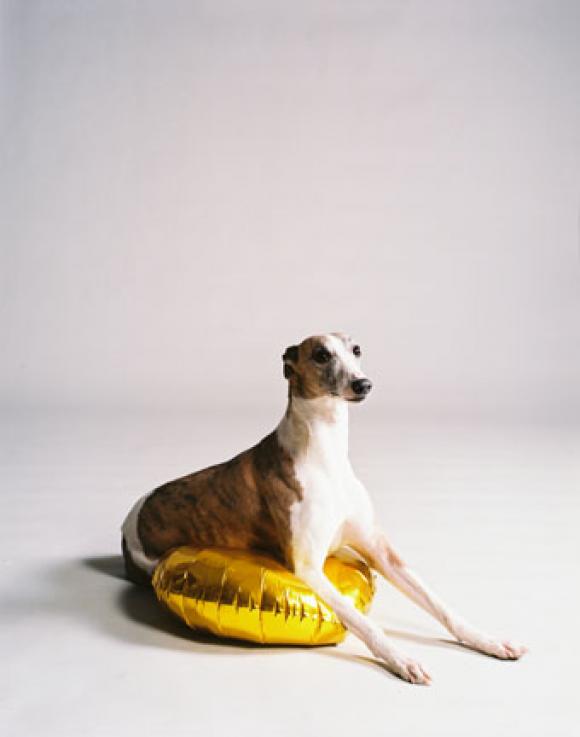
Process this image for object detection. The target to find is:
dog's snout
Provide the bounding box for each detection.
[351,378,372,396]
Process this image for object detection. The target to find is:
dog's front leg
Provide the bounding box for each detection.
[294,559,432,684]
[357,529,528,660]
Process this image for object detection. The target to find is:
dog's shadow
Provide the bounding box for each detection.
[0,553,488,681]
[10,554,472,673]
[82,555,272,655]
[77,555,469,675]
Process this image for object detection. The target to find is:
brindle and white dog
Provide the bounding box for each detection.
[122,332,527,684]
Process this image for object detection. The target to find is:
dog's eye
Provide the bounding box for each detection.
[312,347,331,364]
[353,345,361,357]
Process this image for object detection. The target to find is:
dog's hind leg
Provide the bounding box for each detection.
[120,494,159,584]
[122,536,152,586]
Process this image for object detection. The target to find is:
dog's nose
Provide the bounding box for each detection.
[351,378,373,396]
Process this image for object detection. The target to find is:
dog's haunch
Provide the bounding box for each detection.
[152,546,376,645]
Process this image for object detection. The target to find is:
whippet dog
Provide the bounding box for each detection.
[122,332,527,684]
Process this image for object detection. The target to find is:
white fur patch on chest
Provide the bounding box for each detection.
[277,397,368,568]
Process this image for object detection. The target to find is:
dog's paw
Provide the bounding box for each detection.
[460,633,528,660]
[392,657,432,685]
[487,639,528,660]
[372,642,432,684]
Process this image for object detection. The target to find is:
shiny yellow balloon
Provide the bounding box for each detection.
[152,546,375,645]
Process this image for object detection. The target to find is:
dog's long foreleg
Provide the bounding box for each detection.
[294,560,432,684]
[355,529,527,660]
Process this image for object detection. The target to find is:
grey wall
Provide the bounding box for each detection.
[2,1,579,420]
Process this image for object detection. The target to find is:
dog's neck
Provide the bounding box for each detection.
[276,393,349,464]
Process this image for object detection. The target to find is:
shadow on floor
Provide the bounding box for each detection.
[82,555,281,654]
[2,554,477,676]
[82,555,470,663]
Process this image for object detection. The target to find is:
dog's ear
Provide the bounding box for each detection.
[282,344,299,379]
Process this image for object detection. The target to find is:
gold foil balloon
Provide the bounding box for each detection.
[152,546,375,645]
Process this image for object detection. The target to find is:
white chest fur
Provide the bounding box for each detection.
[276,396,372,569]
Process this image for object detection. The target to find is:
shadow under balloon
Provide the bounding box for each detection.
[82,555,472,670]
[1,552,478,678]
[83,555,284,654]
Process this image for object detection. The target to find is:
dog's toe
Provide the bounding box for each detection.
[499,640,528,659]
[396,658,432,685]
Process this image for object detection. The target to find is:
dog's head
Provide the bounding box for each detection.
[282,333,372,403]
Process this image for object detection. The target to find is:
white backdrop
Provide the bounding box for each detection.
[2,0,579,421]
[2,5,580,736]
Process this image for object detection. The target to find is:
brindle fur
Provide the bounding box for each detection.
[123,431,303,583]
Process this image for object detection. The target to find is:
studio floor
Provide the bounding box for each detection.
[1,407,578,736]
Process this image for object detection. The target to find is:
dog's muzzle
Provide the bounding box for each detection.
[350,378,373,399]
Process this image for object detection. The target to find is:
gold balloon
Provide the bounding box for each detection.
[152,546,375,645]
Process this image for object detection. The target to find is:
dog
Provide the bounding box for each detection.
[122,332,527,684]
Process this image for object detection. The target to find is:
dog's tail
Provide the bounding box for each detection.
[120,494,159,586]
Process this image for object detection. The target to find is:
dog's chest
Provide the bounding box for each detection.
[287,416,359,558]
[295,419,349,490]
